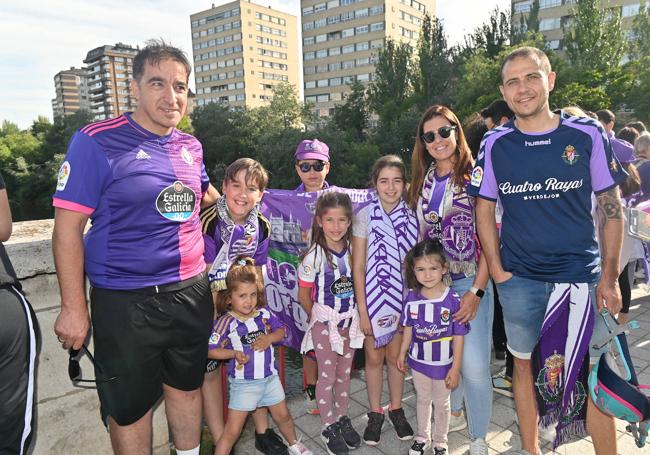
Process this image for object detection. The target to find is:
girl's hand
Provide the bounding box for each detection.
[359,314,373,336]
[454,291,480,324]
[397,355,408,374]
[234,351,250,365]
[445,368,460,390]
[252,334,272,352]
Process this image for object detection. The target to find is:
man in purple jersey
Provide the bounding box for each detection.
[472,47,624,455]
[52,40,217,455]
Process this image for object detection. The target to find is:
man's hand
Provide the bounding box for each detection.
[596,278,622,315]
[54,304,90,350]
[454,292,480,324]
[234,351,250,365]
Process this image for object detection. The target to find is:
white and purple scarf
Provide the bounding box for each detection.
[418,164,477,278]
[532,283,594,449]
[365,198,418,347]
[208,196,260,291]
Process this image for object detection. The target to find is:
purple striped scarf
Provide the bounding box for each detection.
[532,283,594,449]
[365,198,418,348]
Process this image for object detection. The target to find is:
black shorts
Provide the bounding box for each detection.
[0,285,39,455]
[91,274,212,426]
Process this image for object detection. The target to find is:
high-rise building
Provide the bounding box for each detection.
[83,43,138,120]
[301,0,435,118]
[51,67,90,118]
[190,1,300,109]
[512,0,643,54]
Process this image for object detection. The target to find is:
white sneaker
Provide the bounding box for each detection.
[288,441,313,455]
[469,437,488,455]
[448,410,467,432]
[409,439,431,455]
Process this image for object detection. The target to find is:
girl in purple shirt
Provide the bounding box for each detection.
[398,240,469,455]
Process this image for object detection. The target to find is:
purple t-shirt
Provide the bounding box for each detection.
[400,289,469,380]
[469,113,627,282]
[52,113,210,289]
[209,307,284,379]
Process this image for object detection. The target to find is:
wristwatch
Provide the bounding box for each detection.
[469,286,485,298]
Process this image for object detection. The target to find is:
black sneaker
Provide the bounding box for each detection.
[388,408,414,440]
[362,411,384,446]
[321,422,349,455]
[338,416,361,449]
[409,440,430,455]
[434,447,447,455]
[255,428,289,455]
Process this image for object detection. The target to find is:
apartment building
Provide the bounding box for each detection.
[83,43,138,121]
[190,1,299,109]
[51,67,90,118]
[512,0,644,53]
[301,0,435,118]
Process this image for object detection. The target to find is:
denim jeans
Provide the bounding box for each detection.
[449,276,494,439]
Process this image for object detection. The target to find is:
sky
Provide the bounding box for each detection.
[0,0,510,129]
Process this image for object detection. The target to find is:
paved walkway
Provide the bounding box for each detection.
[227,287,650,455]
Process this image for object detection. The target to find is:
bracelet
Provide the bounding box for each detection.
[469,286,485,298]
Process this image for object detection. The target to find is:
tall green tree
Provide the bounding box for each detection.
[464,7,511,58]
[367,39,414,122]
[628,4,650,60]
[415,15,454,108]
[564,0,626,72]
[256,82,312,129]
[331,81,369,140]
[513,0,540,43]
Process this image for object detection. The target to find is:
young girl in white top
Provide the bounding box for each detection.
[298,192,364,455]
[352,155,418,445]
[398,240,469,455]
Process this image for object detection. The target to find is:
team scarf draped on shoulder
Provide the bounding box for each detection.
[418,163,477,278]
[532,283,594,449]
[207,196,260,291]
[365,197,418,348]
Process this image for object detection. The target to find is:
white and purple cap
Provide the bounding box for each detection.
[295,139,330,162]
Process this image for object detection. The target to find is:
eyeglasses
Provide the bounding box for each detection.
[420,125,457,144]
[297,161,326,173]
[68,345,117,384]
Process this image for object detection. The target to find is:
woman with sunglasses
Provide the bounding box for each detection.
[406,105,493,455]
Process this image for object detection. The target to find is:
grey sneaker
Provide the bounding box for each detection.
[469,438,488,455]
[448,410,467,432]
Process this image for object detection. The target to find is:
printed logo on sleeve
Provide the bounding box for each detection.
[56,161,71,191]
[331,276,354,299]
[181,147,194,165]
[209,332,221,346]
[156,180,197,222]
[470,166,483,187]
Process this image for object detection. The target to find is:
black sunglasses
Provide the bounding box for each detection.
[420,125,457,144]
[297,161,326,173]
[68,345,117,384]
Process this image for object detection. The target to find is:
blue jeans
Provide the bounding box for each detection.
[450,276,494,440]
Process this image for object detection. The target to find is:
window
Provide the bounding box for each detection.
[539,0,561,8]
[513,0,532,13]
[316,49,328,58]
[356,57,369,66]
[355,8,369,18]
[314,18,326,28]
[370,22,384,32]
[302,6,313,16]
[316,34,327,43]
[328,0,339,8]
[316,94,329,103]
[317,79,328,88]
[356,25,369,34]
[547,39,560,50]
[370,5,383,16]
[305,66,316,74]
[329,46,341,56]
[356,41,369,51]
[622,3,640,18]
[370,39,384,49]
[342,44,355,54]
[305,81,317,89]
[342,28,354,38]
[330,77,342,86]
[539,17,561,31]
[357,73,370,82]
[342,60,355,69]
[329,62,341,71]
[304,51,316,60]
[317,64,328,73]
[303,21,314,31]
[304,37,315,46]
[315,3,326,12]
[305,95,317,103]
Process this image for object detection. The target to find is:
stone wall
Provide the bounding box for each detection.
[6,220,170,455]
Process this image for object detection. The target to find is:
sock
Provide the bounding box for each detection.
[372,408,384,414]
[176,446,200,455]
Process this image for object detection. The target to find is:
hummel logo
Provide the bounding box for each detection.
[136,149,151,160]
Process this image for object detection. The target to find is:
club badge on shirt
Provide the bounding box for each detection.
[440,307,450,325]
[156,180,197,222]
[562,145,579,165]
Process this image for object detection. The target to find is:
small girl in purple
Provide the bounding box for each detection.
[209,257,312,455]
[397,240,469,455]
[298,192,365,455]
